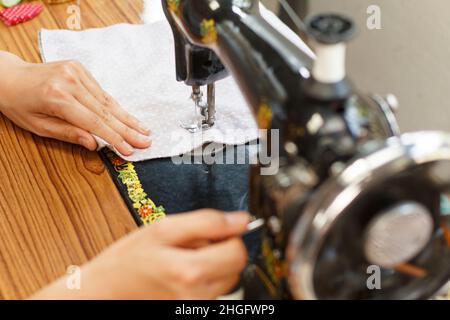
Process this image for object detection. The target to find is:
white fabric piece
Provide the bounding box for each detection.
[40,21,258,162]
[142,0,165,24]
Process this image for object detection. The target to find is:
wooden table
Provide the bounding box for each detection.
[0,0,143,299]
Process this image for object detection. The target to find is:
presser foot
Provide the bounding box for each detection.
[180,84,216,133]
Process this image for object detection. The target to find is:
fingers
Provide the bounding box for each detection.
[162,246,245,299]
[150,210,250,245]
[182,275,240,300]
[33,116,97,151]
[53,96,136,156]
[202,275,241,299]
[73,85,151,150]
[75,65,151,136]
[192,238,248,281]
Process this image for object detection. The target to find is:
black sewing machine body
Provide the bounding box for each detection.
[162,0,450,299]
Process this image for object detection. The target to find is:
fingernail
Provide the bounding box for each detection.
[138,122,151,135]
[226,212,250,226]
[120,141,134,155]
[137,133,152,144]
[79,137,94,150]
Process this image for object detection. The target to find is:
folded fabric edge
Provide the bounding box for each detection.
[37,29,47,63]
[107,138,260,163]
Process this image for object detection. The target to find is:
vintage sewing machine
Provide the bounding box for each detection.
[162,0,450,299]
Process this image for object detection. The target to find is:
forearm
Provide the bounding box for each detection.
[29,273,88,300]
[29,263,128,300]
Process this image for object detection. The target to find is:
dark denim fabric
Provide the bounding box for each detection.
[133,158,250,214]
[130,146,261,261]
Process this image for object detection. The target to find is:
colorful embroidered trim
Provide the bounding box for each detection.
[106,151,166,225]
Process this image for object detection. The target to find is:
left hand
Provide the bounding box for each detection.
[0,51,151,156]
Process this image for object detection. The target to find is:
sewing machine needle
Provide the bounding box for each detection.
[180,85,203,133]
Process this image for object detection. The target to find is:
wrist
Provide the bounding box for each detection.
[29,255,146,300]
[0,51,28,110]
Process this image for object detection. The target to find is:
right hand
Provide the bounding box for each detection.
[32,210,250,300]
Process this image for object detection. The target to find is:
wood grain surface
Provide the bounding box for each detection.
[0,0,143,299]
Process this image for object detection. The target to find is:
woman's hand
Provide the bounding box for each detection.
[31,210,250,300]
[0,51,151,156]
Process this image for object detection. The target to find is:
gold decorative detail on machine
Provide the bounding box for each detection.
[167,0,180,13]
[257,100,273,129]
[106,151,166,225]
[262,238,287,285]
[200,19,217,44]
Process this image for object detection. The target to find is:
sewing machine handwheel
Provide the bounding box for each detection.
[287,131,450,300]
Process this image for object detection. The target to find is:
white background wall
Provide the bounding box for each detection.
[310,0,450,132]
[265,0,450,132]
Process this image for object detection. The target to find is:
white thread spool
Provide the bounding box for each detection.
[312,42,347,83]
